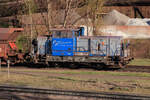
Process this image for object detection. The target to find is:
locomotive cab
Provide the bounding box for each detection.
[51,28,84,56]
[33,27,84,63]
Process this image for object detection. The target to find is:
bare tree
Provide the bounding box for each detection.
[18,0,104,36]
[86,0,104,35]
[16,0,37,51]
[63,0,73,27]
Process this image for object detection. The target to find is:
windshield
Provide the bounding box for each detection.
[52,30,73,38]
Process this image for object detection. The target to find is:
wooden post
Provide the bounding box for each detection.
[0,58,1,72]
[7,60,10,78]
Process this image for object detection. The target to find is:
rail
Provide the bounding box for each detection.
[0,86,150,100]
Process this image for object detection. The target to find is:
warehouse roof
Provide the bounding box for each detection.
[0,28,23,41]
[105,0,150,6]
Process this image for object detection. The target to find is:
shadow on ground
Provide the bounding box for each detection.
[0,92,85,100]
[0,92,54,100]
[1,62,121,71]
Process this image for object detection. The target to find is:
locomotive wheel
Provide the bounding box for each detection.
[69,63,78,69]
[46,62,55,67]
[94,64,105,70]
[46,62,51,67]
[118,63,126,69]
[53,63,60,67]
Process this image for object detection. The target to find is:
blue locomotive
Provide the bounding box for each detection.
[31,27,133,68]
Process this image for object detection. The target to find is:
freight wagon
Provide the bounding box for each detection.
[31,27,133,68]
[0,28,24,64]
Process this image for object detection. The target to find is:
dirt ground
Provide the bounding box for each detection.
[0,67,150,96]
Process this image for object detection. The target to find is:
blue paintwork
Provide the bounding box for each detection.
[89,54,106,56]
[52,38,74,56]
[80,27,84,36]
[52,50,73,56]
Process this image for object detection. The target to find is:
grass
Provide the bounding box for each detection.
[0,68,150,95]
[129,59,150,66]
[10,68,150,77]
[2,68,150,77]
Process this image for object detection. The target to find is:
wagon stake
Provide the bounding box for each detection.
[7,60,10,79]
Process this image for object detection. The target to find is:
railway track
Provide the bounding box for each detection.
[0,86,150,100]
[1,64,150,73]
[117,65,150,73]
[1,65,150,73]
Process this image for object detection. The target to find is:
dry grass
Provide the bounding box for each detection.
[0,68,150,95]
[129,59,150,66]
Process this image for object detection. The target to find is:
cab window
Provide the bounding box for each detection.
[52,30,73,38]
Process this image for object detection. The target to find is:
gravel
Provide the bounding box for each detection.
[103,10,130,25]
[126,18,149,26]
[101,10,150,38]
[104,10,150,26]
